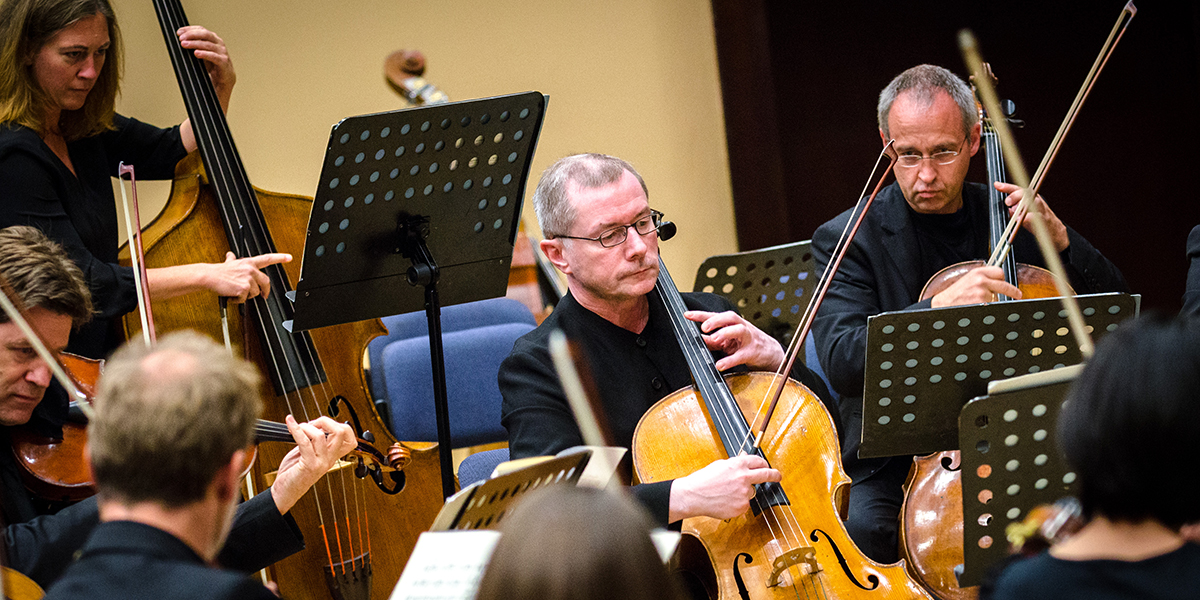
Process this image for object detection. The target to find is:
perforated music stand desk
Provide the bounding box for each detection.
[956,367,1080,586]
[692,240,817,346]
[430,451,591,531]
[858,293,1138,459]
[284,92,547,498]
[287,92,546,330]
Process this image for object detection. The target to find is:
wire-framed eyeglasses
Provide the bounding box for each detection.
[895,136,969,168]
[553,210,665,248]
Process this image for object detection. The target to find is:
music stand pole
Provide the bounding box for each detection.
[285,92,549,501]
[399,216,455,498]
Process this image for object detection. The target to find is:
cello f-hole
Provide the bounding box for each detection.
[810,529,881,591]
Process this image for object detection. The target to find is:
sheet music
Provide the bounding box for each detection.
[389,530,501,600]
[986,363,1082,394]
[389,528,680,600]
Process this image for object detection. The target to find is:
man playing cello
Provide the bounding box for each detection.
[810,64,1128,563]
[499,153,836,525]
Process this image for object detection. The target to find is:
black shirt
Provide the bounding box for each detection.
[987,542,1200,600]
[0,117,188,358]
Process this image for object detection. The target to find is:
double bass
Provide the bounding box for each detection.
[123,2,444,599]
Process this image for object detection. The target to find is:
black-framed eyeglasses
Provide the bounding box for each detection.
[552,210,665,248]
[895,136,969,168]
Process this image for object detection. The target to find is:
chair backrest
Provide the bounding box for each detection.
[693,240,817,346]
[381,321,534,447]
[368,297,537,447]
[367,297,537,403]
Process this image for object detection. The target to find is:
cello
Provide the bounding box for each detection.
[122,2,444,599]
[631,144,933,600]
[900,8,1135,597]
[900,65,1073,600]
[633,256,933,600]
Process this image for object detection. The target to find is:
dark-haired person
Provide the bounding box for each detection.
[476,486,685,600]
[0,225,353,590]
[811,64,1128,562]
[0,0,289,359]
[985,315,1200,599]
[43,332,358,600]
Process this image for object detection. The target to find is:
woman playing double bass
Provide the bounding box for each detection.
[0,0,288,360]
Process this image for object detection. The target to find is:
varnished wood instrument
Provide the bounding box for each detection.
[903,66,1071,600]
[900,9,1136,596]
[633,246,932,599]
[121,3,445,598]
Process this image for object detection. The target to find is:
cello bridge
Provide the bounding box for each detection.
[764,540,820,587]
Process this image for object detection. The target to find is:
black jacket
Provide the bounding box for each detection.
[42,521,277,600]
[812,181,1127,481]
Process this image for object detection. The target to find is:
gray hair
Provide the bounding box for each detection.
[877,64,978,138]
[532,153,648,238]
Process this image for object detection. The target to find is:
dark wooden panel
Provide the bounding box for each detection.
[713,0,1200,312]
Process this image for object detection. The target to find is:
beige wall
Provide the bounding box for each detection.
[111,0,736,287]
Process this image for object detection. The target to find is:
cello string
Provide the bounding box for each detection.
[657,265,810,598]
[962,31,1095,358]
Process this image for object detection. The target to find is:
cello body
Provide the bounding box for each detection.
[900,67,1074,600]
[634,371,932,600]
[122,151,445,600]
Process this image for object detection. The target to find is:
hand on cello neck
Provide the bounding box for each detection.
[994,182,1069,253]
[685,309,786,372]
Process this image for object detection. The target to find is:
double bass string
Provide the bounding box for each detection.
[153,0,369,576]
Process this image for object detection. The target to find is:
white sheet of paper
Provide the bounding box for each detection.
[388,530,500,600]
[389,525,680,600]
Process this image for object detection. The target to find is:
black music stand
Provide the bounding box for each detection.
[858,293,1138,459]
[957,370,1079,586]
[285,92,547,498]
[430,451,592,531]
[692,240,817,346]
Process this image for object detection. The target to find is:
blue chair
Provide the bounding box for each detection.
[367,297,536,485]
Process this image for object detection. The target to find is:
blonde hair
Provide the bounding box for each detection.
[89,331,262,507]
[0,0,121,139]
